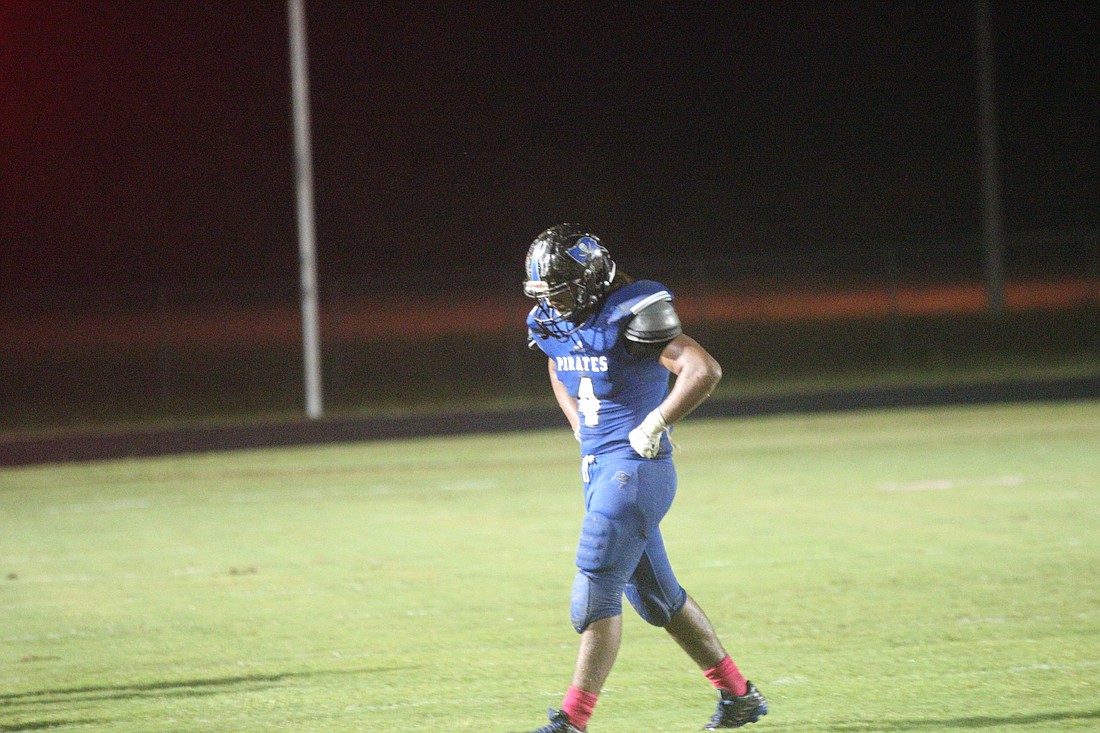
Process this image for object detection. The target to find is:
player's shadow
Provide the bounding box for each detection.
[0,671,293,709]
[0,665,414,708]
[2,722,107,733]
[824,707,1100,730]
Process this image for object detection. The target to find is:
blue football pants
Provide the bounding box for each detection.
[570,453,688,632]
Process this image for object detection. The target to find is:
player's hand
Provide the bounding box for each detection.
[629,408,668,458]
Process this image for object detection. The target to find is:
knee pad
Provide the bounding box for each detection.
[624,582,687,627]
[570,512,637,633]
[570,570,623,633]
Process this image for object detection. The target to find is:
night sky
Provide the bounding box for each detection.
[2,1,1097,292]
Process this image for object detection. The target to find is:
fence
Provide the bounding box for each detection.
[3,231,1099,435]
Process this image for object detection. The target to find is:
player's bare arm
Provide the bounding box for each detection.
[628,333,722,459]
[548,357,581,435]
[656,334,722,424]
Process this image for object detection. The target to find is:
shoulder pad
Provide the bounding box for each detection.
[623,299,682,344]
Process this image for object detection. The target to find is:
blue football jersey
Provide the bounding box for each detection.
[528,280,676,458]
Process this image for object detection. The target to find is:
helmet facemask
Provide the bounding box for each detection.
[524,225,616,340]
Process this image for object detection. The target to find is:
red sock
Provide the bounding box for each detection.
[561,685,599,731]
[704,655,748,696]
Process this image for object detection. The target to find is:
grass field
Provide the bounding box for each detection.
[2,401,1099,732]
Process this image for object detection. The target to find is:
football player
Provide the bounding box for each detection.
[518,224,768,732]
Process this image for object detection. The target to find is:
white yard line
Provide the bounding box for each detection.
[877,475,1025,492]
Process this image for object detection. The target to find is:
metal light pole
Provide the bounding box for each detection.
[288,0,323,418]
[976,0,1005,315]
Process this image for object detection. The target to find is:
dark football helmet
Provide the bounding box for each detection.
[524,223,616,339]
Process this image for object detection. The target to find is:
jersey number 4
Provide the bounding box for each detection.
[578,377,601,427]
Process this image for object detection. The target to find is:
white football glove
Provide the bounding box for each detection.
[629,408,669,459]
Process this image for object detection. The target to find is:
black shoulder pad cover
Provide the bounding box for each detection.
[624,299,682,345]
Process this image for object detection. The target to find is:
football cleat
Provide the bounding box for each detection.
[524,708,585,733]
[704,681,768,729]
